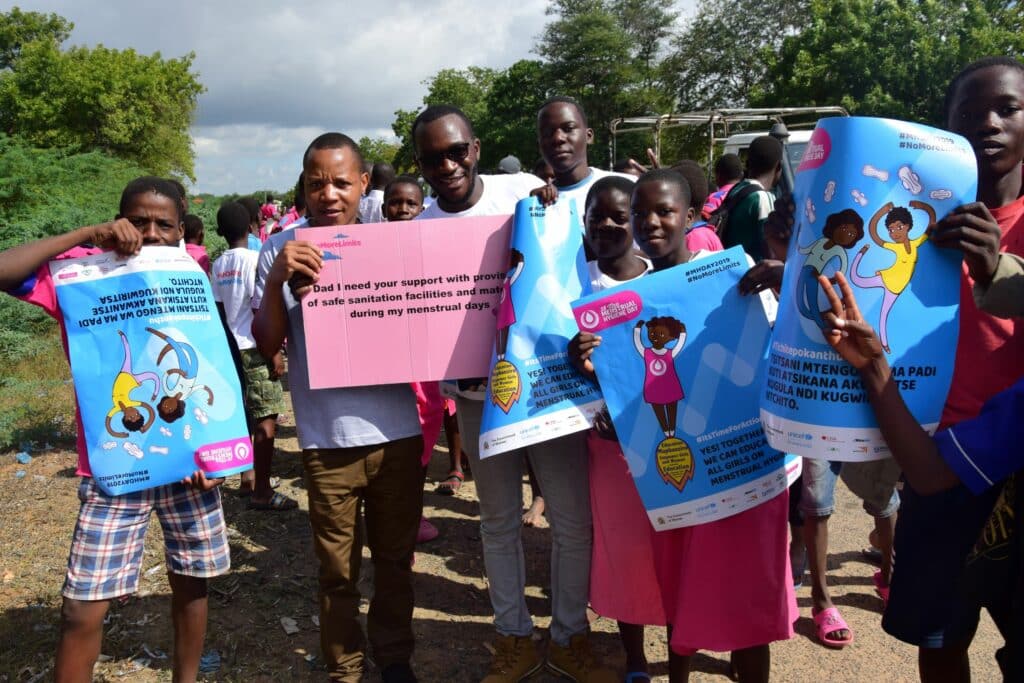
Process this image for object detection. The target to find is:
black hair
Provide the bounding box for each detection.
[371,162,396,189]
[120,176,184,221]
[383,175,423,203]
[183,214,204,242]
[746,136,784,176]
[944,56,1024,121]
[538,95,588,127]
[265,193,274,203]
[714,153,744,183]
[533,158,554,178]
[822,208,865,242]
[216,201,252,243]
[646,316,685,338]
[636,168,692,210]
[670,160,709,210]
[885,206,913,228]
[294,172,305,212]
[411,104,474,143]
[584,175,636,211]
[302,132,365,168]
[509,248,524,266]
[168,178,187,204]
[237,196,260,224]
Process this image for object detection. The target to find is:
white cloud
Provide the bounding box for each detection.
[9,0,692,193]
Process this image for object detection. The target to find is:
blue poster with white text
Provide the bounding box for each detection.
[762,117,976,460]
[573,247,800,529]
[53,247,253,494]
[479,197,604,457]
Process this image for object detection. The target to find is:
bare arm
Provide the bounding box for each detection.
[252,240,323,360]
[868,202,892,247]
[818,272,958,494]
[909,200,937,228]
[633,323,644,356]
[0,220,141,291]
[671,332,686,358]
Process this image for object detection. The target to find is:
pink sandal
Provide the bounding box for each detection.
[873,570,890,607]
[812,606,854,648]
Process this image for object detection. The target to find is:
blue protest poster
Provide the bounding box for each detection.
[479,197,604,457]
[762,117,977,461]
[572,247,800,529]
[52,246,253,494]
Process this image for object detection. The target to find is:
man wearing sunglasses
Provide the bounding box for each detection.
[413,105,615,683]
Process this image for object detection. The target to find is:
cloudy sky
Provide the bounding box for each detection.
[1,1,550,193]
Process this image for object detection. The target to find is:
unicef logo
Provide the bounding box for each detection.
[649,358,668,376]
[233,442,252,462]
[579,310,600,330]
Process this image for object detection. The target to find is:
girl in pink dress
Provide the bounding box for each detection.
[634,316,686,438]
[577,170,794,682]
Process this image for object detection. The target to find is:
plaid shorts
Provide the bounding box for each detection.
[63,477,230,601]
[241,348,285,421]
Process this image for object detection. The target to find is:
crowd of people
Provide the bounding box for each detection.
[0,55,1022,683]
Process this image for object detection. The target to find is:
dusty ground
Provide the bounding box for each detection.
[0,388,1003,682]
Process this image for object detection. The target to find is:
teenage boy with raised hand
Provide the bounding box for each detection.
[414,105,615,683]
[252,133,424,683]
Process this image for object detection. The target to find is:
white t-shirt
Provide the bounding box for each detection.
[252,228,421,449]
[555,167,634,233]
[587,256,653,293]
[358,189,384,224]
[211,248,258,350]
[417,173,543,219]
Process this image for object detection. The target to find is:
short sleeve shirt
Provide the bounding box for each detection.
[252,229,421,449]
[211,248,258,350]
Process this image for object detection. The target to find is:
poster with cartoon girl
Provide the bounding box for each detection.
[794,209,864,330]
[850,201,935,353]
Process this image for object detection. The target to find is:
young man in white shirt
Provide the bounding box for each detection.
[414,104,615,683]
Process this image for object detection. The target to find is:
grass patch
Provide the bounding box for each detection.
[0,331,76,451]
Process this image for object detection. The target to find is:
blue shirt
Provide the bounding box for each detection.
[934,377,1024,494]
[247,234,261,251]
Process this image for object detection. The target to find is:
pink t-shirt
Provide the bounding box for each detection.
[686,224,724,253]
[12,246,102,476]
[941,194,1024,428]
[185,243,210,275]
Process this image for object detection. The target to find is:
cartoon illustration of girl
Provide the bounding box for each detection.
[105,331,159,438]
[634,316,687,438]
[145,327,214,423]
[795,209,865,330]
[850,201,935,353]
[494,248,525,361]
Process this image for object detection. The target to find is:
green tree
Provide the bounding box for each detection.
[391,67,498,170]
[754,0,1024,125]
[480,60,555,169]
[535,0,677,166]
[662,0,811,110]
[0,6,71,70]
[0,21,204,178]
[357,135,402,168]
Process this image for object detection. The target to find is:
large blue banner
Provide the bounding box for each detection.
[479,197,604,457]
[761,117,977,460]
[53,246,253,494]
[572,247,800,529]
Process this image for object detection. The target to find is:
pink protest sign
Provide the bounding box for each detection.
[296,216,511,388]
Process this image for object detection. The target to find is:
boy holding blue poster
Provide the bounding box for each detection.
[879,56,1024,682]
[819,270,1023,680]
[0,177,229,682]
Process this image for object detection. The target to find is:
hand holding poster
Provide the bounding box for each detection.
[572,247,800,529]
[296,216,511,387]
[52,247,252,495]
[761,117,977,460]
[478,198,604,458]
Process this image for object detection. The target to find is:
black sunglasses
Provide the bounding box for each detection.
[417,143,472,169]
